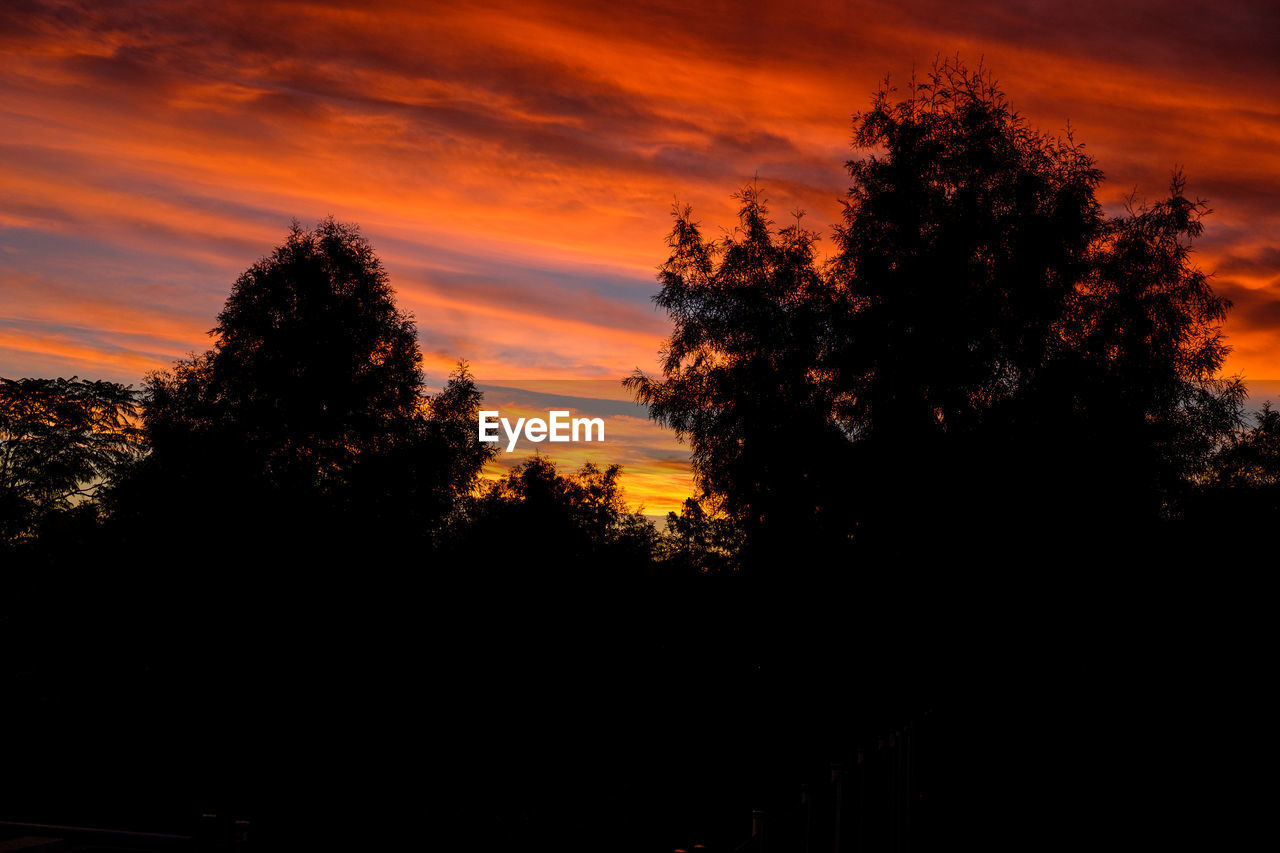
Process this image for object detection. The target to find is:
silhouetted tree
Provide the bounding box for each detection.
[457,455,658,574]
[831,62,1103,439]
[0,376,142,546]
[120,219,491,552]
[822,61,1110,552]
[1067,173,1245,511]
[344,360,496,541]
[632,59,1245,560]
[1177,400,1280,534]
[49,221,502,847]
[657,497,742,575]
[144,219,422,491]
[626,188,852,568]
[1213,402,1280,488]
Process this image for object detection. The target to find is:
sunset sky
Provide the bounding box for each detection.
[3,0,1279,513]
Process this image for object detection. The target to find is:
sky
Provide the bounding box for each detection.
[473,381,693,517]
[3,0,1279,513]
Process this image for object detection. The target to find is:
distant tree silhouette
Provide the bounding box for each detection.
[0,376,142,546]
[1213,402,1280,488]
[120,218,492,551]
[1178,400,1280,533]
[625,188,853,568]
[454,455,658,574]
[657,497,741,575]
[145,219,421,491]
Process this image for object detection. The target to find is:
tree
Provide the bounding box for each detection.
[345,360,497,539]
[1213,402,1280,488]
[819,62,1111,552]
[830,62,1103,442]
[1068,173,1245,510]
[1175,401,1280,534]
[124,219,492,554]
[657,497,741,575]
[632,59,1244,560]
[625,187,852,568]
[0,376,142,545]
[453,456,658,575]
[145,218,422,491]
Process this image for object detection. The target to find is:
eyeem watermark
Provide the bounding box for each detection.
[479,410,606,452]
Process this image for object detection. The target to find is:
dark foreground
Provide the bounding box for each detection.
[4,529,1270,853]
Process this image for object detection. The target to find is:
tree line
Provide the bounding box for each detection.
[0,220,675,572]
[8,66,1275,573]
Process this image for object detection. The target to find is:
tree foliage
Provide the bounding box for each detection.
[1212,402,1280,488]
[123,219,493,552]
[457,456,658,573]
[1072,174,1244,494]
[831,62,1103,439]
[631,59,1245,559]
[657,497,742,575]
[625,188,851,563]
[144,218,424,493]
[0,376,142,544]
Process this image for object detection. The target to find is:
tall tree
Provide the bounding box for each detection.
[823,63,1108,549]
[626,188,851,567]
[830,62,1103,436]
[1068,174,1244,511]
[632,59,1243,559]
[145,218,422,493]
[124,218,491,553]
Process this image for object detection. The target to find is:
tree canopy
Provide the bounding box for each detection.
[144,218,424,493]
[117,219,493,559]
[630,59,1245,563]
[0,376,142,545]
[625,187,852,566]
[452,455,658,576]
[830,63,1103,439]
